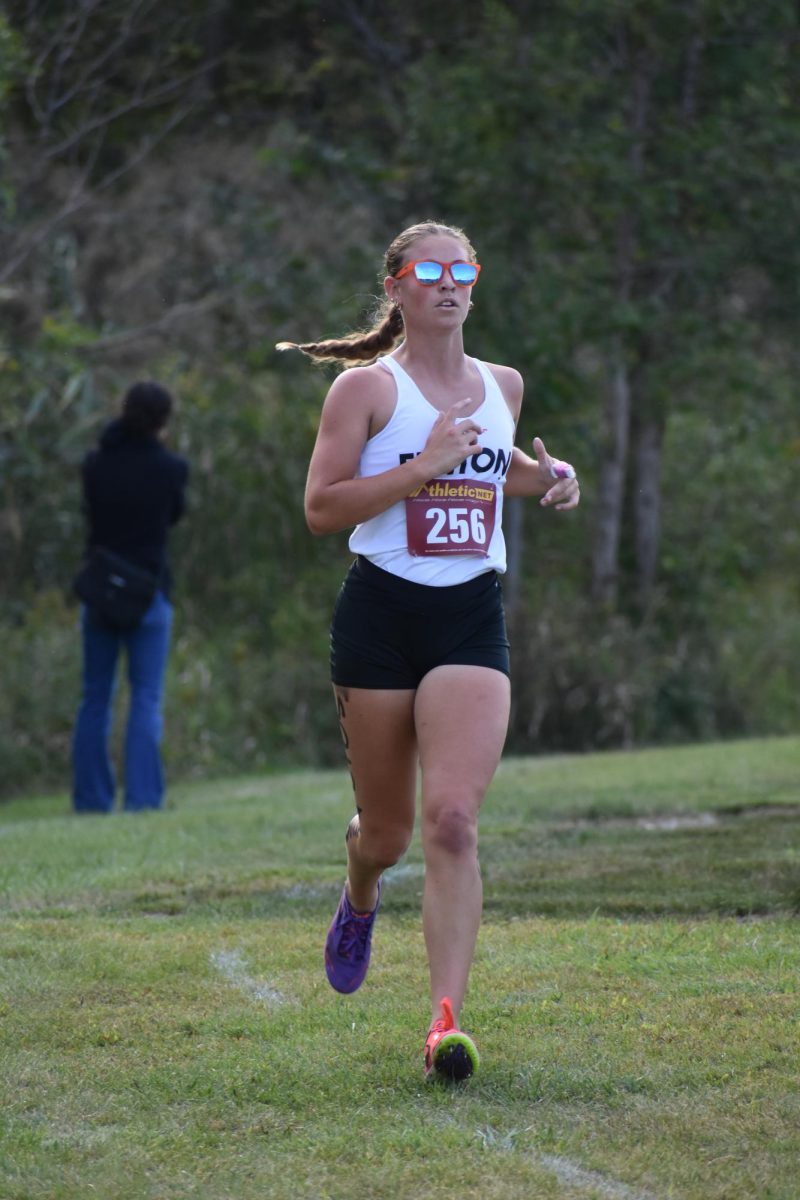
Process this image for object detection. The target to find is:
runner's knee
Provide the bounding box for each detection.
[423,806,478,858]
[356,822,413,869]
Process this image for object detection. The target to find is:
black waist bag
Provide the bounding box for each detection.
[73,547,160,631]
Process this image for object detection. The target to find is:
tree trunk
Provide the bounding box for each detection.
[590,33,651,608]
[632,404,665,610]
[503,495,524,622]
[202,1,231,100]
[591,344,631,606]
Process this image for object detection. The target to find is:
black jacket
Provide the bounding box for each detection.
[81,419,189,596]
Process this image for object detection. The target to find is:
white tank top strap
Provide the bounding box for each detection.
[377,353,403,378]
[471,356,494,387]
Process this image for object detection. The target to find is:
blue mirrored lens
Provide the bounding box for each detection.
[414,261,443,283]
[451,262,478,284]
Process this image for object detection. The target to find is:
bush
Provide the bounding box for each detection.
[0,579,346,802]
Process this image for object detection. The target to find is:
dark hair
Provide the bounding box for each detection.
[120,381,174,435]
[276,220,477,367]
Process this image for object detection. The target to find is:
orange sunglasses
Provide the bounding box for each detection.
[395,260,481,286]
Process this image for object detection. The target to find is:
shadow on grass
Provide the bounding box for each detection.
[58,805,797,924]
[477,805,800,919]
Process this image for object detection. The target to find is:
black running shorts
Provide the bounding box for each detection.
[330,555,510,689]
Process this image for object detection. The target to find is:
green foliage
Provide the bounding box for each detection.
[0,590,77,794]
[1,2,799,794]
[0,586,347,800]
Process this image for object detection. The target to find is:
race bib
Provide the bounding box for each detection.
[405,479,497,556]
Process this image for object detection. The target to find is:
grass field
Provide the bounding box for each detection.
[1,736,798,1200]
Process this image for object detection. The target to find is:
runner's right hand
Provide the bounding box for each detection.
[418,399,484,478]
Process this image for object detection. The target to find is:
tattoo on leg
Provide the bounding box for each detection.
[345,806,363,844]
[335,687,354,787]
[335,688,349,749]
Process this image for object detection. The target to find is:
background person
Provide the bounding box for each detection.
[278,220,579,1081]
[72,380,189,813]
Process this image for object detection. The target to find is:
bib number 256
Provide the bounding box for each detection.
[426,506,487,546]
[405,479,497,557]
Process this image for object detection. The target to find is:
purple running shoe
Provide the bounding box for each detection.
[324,880,381,994]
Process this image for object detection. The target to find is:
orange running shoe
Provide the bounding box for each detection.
[423,997,480,1082]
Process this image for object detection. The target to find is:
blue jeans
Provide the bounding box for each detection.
[72,591,173,812]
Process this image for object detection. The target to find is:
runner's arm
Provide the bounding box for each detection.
[305,372,485,535]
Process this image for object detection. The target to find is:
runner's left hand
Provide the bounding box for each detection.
[533,437,580,510]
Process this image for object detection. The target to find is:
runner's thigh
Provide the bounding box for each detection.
[334,685,418,833]
[414,665,511,816]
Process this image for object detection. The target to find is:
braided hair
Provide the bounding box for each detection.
[276,221,476,367]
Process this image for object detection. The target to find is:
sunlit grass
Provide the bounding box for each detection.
[1,736,798,1199]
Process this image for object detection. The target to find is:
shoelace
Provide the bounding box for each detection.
[337,910,372,960]
[439,998,456,1030]
[425,1015,452,1070]
[426,998,457,1052]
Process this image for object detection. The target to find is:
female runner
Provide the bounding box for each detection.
[278,221,579,1080]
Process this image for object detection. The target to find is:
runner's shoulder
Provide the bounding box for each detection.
[325,359,395,408]
[482,362,524,421]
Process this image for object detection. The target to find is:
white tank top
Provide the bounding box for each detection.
[348,353,516,585]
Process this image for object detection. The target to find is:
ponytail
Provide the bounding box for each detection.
[276,301,404,367]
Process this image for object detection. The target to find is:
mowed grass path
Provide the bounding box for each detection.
[1,737,798,1200]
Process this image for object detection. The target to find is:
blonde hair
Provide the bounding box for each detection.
[276,221,476,367]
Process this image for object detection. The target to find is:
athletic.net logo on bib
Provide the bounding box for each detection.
[405,479,497,557]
